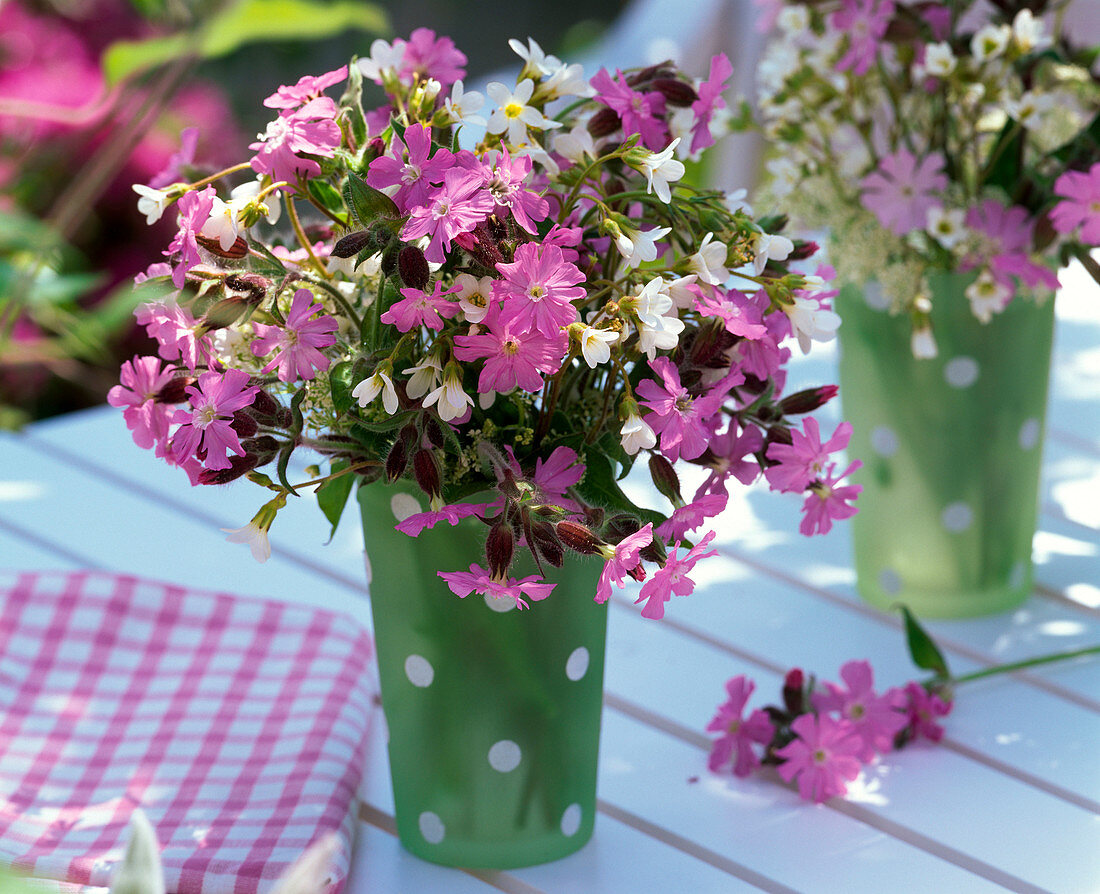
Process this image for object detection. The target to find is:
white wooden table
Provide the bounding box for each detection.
[2,263,1099,892]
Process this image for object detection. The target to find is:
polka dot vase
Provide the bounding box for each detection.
[836,271,1055,618]
[357,483,607,867]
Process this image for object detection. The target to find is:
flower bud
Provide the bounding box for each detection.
[412,448,442,504]
[331,230,373,259]
[639,537,666,567]
[648,453,682,504]
[782,668,805,715]
[555,520,605,555]
[381,244,400,278]
[423,416,445,448]
[529,519,564,568]
[231,411,258,440]
[587,107,621,138]
[198,453,258,485]
[627,63,674,87]
[241,435,279,466]
[385,437,409,482]
[398,244,431,290]
[485,521,515,580]
[650,77,698,106]
[155,377,195,404]
[778,385,839,415]
[787,240,820,261]
[248,389,283,423]
[196,233,248,259]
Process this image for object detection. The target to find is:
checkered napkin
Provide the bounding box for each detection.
[0,571,375,894]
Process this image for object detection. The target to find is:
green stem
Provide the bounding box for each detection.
[950,644,1100,686]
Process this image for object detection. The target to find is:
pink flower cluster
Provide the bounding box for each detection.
[708,662,952,803]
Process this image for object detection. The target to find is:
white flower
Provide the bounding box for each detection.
[108,810,164,894]
[201,197,242,251]
[620,412,657,455]
[1004,90,1054,127]
[508,37,561,76]
[667,107,698,160]
[765,157,801,200]
[443,80,487,127]
[638,139,686,204]
[402,355,443,400]
[579,326,619,367]
[422,365,474,422]
[352,370,399,414]
[553,123,597,164]
[778,4,810,34]
[926,206,967,249]
[723,188,753,216]
[664,274,699,310]
[451,272,494,323]
[514,142,560,175]
[269,832,340,894]
[230,178,281,225]
[922,42,956,77]
[222,520,272,563]
[133,184,171,225]
[328,252,381,278]
[542,61,595,100]
[971,24,1011,62]
[632,278,684,359]
[1012,9,1050,53]
[485,79,561,145]
[751,231,793,275]
[966,271,1011,323]
[614,224,670,268]
[688,232,730,285]
[357,38,405,83]
[785,295,840,354]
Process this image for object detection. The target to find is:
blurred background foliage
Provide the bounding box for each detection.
[0,0,624,428]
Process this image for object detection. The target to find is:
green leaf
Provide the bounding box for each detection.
[575,448,665,528]
[248,241,291,278]
[898,605,950,678]
[317,460,355,541]
[307,179,346,218]
[329,361,357,416]
[276,441,297,495]
[342,171,400,226]
[103,0,387,84]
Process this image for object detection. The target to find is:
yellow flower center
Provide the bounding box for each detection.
[504,102,524,119]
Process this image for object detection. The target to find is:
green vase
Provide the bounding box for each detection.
[836,271,1055,618]
[357,483,607,868]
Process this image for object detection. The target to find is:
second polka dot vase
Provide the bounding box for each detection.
[357,483,607,868]
[836,271,1056,618]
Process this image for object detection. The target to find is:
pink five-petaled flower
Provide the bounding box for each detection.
[402,167,495,263]
[590,68,668,150]
[595,523,653,605]
[170,369,259,471]
[1050,163,1100,244]
[438,563,554,610]
[396,28,467,89]
[367,123,455,212]
[395,502,491,537]
[135,299,212,371]
[706,675,775,777]
[495,242,585,337]
[799,460,862,536]
[903,681,953,743]
[452,304,568,394]
[164,186,216,288]
[813,660,908,762]
[696,421,764,498]
[471,149,549,234]
[380,281,461,332]
[636,357,736,462]
[775,713,863,803]
[859,148,946,236]
[656,493,727,542]
[765,417,853,494]
[263,66,348,110]
[108,356,176,451]
[633,530,719,619]
[689,53,734,154]
[832,0,895,76]
[250,289,338,383]
[249,97,342,185]
[694,288,768,340]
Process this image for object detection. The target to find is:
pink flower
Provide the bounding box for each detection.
[799,460,862,536]
[108,356,176,450]
[633,530,718,619]
[690,54,733,154]
[470,149,549,234]
[765,418,853,493]
[966,199,1034,254]
[251,288,338,382]
[170,369,259,471]
[367,123,455,212]
[775,713,863,803]
[381,281,461,332]
[164,186,215,288]
[859,148,946,236]
[135,300,212,371]
[263,66,348,110]
[249,97,342,184]
[533,446,584,506]
[438,563,555,610]
[590,68,668,150]
[902,681,953,743]
[636,357,736,462]
[832,0,895,76]
[1051,163,1100,244]
[402,167,495,263]
[395,502,491,537]
[453,305,568,393]
[595,523,653,604]
[396,28,467,89]
[149,127,199,189]
[656,494,727,542]
[696,422,764,498]
[694,288,768,339]
[495,242,585,337]
[813,660,908,761]
[706,675,775,777]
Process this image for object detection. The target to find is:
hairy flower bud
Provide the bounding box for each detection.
[485,521,515,580]
[423,416,445,448]
[331,230,373,259]
[650,77,698,106]
[587,107,621,138]
[787,240,820,261]
[196,233,248,259]
[155,377,195,404]
[230,411,258,440]
[413,448,442,503]
[555,520,606,555]
[385,437,409,482]
[224,272,271,303]
[198,453,258,485]
[779,385,839,415]
[381,244,400,278]
[247,389,283,423]
[529,519,564,568]
[648,453,682,504]
[398,244,431,290]
[241,435,279,466]
[782,668,805,715]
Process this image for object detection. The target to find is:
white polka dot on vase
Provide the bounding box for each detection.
[565,647,590,681]
[419,812,445,844]
[488,740,522,773]
[863,281,889,311]
[484,592,515,613]
[404,654,434,688]
[391,493,422,522]
[1019,418,1041,450]
[560,803,582,837]
[879,569,902,596]
[870,425,899,457]
[941,502,973,533]
[944,357,979,389]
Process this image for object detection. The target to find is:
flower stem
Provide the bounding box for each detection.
[188,162,254,191]
[950,644,1100,686]
[286,195,332,280]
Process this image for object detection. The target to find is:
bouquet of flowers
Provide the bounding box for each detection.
[753,0,1100,354]
[111,29,856,620]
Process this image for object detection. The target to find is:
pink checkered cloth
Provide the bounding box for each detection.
[0,570,376,894]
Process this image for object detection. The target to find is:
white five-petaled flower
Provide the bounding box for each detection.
[966,270,1011,323]
[785,295,841,354]
[508,37,561,76]
[443,80,487,127]
[328,251,382,278]
[201,196,244,251]
[451,272,494,323]
[542,61,594,99]
[485,79,561,145]
[579,326,619,367]
[751,231,793,276]
[222,520,273,563]
[357,38,405,84]
[921,42,956,78]
[614,223,671,268]
[631,278,685,359]
[553,123,597,164]
[620,411,657,455]
[664,274,699,310]
[689,232,730,285]
[230,178,281,224]
[971,24,1011,62]
[352,369,399,414]
[639,139,686,204]
[422,364,474,422]
[1012,9,1050,53]
[926,206,967,249]
[402,354,443,400]
[133,184,172,225]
